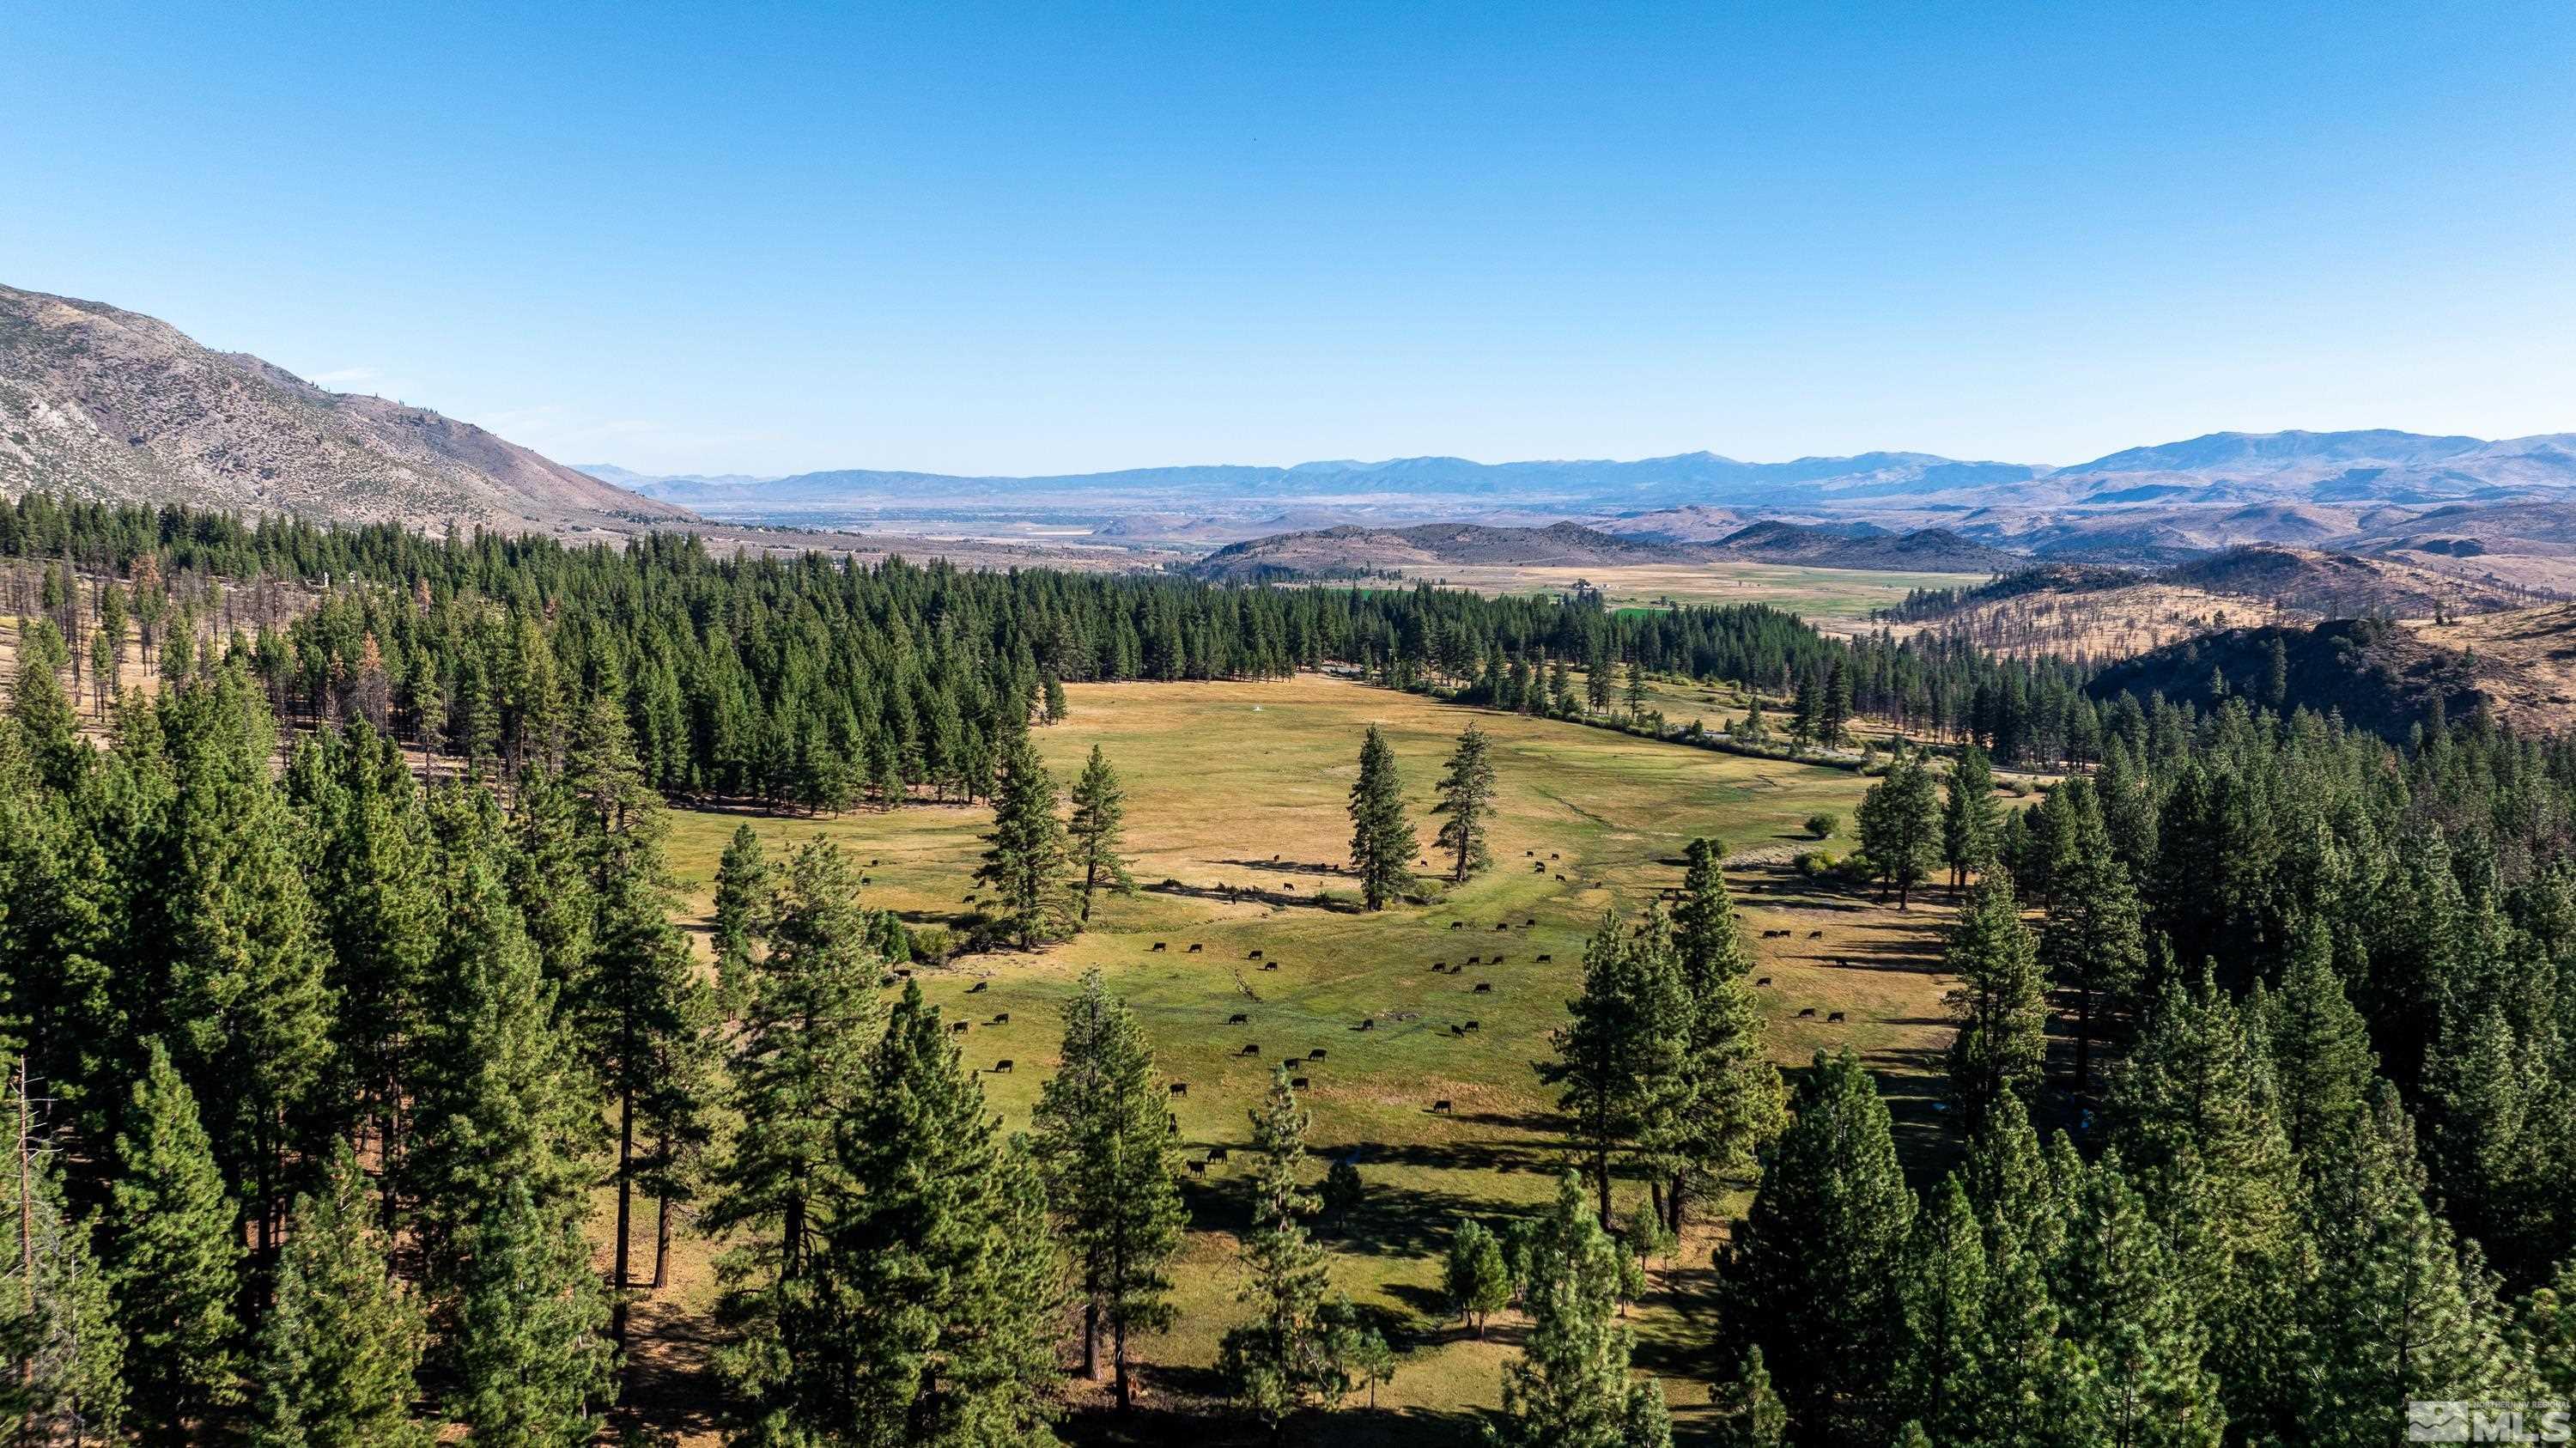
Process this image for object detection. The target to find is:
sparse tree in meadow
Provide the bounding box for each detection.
[1431,722,1498,883]
[1220,1069,1368,1431]
[1445,1220,1512,1337]
[1820,659,1852,748]
[1066,744,1138,926]
[1031,970,1184,1410]
[1539,910,1691,1230]
[711,821,775,1017]
[1857,750,1941,909]
[976,727,1074,949]
[1346,725,1416,910]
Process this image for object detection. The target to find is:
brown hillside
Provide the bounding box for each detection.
[0,282,695,531]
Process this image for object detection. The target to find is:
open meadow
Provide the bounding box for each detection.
[1402,561,1978,631]
[641,673,1962,1445]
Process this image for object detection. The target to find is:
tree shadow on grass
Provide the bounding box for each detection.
[1144,879,1366,915]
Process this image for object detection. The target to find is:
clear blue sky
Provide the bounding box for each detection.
[5,1,2573,477]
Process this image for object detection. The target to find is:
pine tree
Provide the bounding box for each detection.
[824,983,1061,1446]
[1346,725,1416,911]
[1820,659,1852,749]
[1065,745,1138,927]
[1897,1177,1990,1442]
[1444,1219,1512,1336]
[0,1066,125,1444]
[975,728,1073,949]
[249,1144,430,1448]
[2038,800,2147,1089]
[1537,911,1691,1229]
[106,1041,244,1447]
[712,821,775,1017]
[1490,1172,1674,1448]
[2053,1152,2226,1448]
[1431,722,1498,883]
[2300,1086,2528,1443]
[1719,1050,1912,1447]
[1624,660,1649,717]
[1716,1346,1787,1448]
[451,1179,617,1447]
[2259,919,2376,1154]
[1219,1069,1355,1430]
[1789,671,1821,753]
[1945,874,2048,1137]
[1663,839,1785,1232]
[1940,745,1998,892]
[408,804,597,1294]
[1857,751,1941,909]
[704,841,881,1439]
[1030,970,1184,1410]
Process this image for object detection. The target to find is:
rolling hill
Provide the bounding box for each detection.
[0,282,692,530]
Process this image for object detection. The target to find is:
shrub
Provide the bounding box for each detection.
[1804,812,1838,839]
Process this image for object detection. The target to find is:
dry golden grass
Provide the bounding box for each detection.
[630,675,1961,1445]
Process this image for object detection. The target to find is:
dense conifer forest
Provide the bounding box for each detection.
[0,490,2570,1445]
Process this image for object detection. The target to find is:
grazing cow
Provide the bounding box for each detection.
[860,876,871,885]
[1291,1076,1310,1088]
[1432,1099,1454,1113]
[1466,956,1480,966]
[1537,953,1553,963]
[1473,983,1492,994]
[1357,1019,1374,1031]
[1309,1049,1327,1061]
[1494,923,1509,932]
[1188,943,1203,953]
[1550,852,1560,860]
[1525,849,1534,856]
[1827,1011,1847,1023]
[1208,1147,1230,1162]
[896,968,914,978]
[1756,976,1771,987]
[1797,1007,1817,1019]
[1170,1083,1188,1096]
[1464,1020,1480,1031]
[1450,922,1464,930]
[1228,1013,1249,1025]
[991,1013,1009,1025]
[993,1060,1014,1074]
[1166,1112,1178,1130]
[1241,1043,1260,1056]
[1188,1159,1208,1175]
[870,858,880,867]
[950,1021,969,1033]
[1808,930,1824,940]
[1524,918,1535,927]
[1450,1024,1465,1036]
[1262,962,1279,971]
[1151,942,1167,952]
[1491,955,1506,965]
[1249,949,1263,959]
[968,981,987,994]
[963,894,976,903]
[1555,873,1565,881]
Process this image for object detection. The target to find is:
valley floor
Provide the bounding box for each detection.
[626,674,1961,1445]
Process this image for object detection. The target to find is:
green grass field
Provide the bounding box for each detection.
[641,674,1960,1445]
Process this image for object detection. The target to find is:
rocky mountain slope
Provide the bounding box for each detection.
[0,282,691,530]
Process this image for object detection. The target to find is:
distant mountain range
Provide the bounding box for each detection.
[593,429,2576,517]
[0,282,690,530]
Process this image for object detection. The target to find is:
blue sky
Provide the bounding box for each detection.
[5,1,2573,477]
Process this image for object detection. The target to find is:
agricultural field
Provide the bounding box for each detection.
[1387,562,1972,632]
[643,673,1962,1445]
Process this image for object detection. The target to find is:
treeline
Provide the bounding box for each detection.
[0,495,2109,806]
[1682,696,2576,1445]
